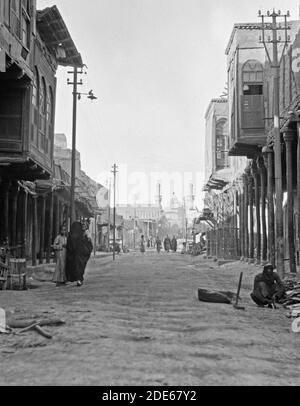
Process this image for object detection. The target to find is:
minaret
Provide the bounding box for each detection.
[188,183,195,210]
[156,182,163,210]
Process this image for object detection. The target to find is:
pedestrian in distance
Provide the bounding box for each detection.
[65,221,93,287]
[140,235,146,253]
[250,264,286,308]
[164,235,171,253]
[52,225,67,287]
[171,236,177,253]
[155,237,162,253]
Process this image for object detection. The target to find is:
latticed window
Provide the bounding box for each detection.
[4,0,10,25]
[21,0,31,48]
[31,67,39,146]
[216,119,228,170]
[22,0,31,15]
[46,87,54,156]
[11,0,21,39]
[39,78,47,151]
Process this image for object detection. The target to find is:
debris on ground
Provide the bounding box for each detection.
[0,308,6,333]
[6,318,65,340]
[198,288,237,304]
[0,311,66,341]
[282,280,300,308]
[291,317,300,333]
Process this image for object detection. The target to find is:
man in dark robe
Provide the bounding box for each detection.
[250,264,285,307]
[66,222,93,287]
[171,236,177,252]
[164,236,171,252]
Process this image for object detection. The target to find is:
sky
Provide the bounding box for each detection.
[37,0,299,207]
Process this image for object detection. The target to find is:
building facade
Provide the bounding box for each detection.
[203,18,300,276]
[0,2,83,264]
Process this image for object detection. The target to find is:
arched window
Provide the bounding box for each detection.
[31,67,39,146]
[242,60,263,86]
[216,118,228,170]
[241,60,264,129]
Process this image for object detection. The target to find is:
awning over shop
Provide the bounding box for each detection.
[203,168,233,192]
[36,6,83,68]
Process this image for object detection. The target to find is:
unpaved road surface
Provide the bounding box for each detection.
[0,251,300,386]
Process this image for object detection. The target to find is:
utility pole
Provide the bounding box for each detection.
[67,67,82,225]
[183,197,188,248]
[133,194,138,250]
[258,9,290,277]
[107,181,111,253]
[67,67,97,227]
[111,164,118,261]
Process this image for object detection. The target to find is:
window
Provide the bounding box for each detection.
[243,84,263,96]
[46,87,54,155]
[21,13,30,48]
[21,0,31,48]
[241,60,264,129]
[216,119,228,170]
[22,0,31,15]
[4,0,10,26]
[39,78,47,151]
[31,67,39,145]
[11,0,21,38]
[7,0,31,47]
[0,89,22,141]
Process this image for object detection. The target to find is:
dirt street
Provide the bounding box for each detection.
[0,251,300,386]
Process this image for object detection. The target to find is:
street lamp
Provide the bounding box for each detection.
[67,67,98,226]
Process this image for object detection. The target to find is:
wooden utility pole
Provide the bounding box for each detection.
[39,195,46,265]
[67,67,83,227]
[3,182,10,244]
[107,182,111,252]
[22,190,28,258]
[258,157,268,264]
[111,164,118,261]
[262,146,276,267]
[284,130,297,273]
[243,174,249,261]
[252,162,261,265]
[259,9,290,277]
[94,212,97,257]
[298,119,300,267]
[46,191,54,264]
[248,170,254,263]
[32,195,38,266]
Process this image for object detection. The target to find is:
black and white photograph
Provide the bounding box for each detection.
[0,0,300,389]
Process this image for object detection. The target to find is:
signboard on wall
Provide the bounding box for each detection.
[96,187,109,209]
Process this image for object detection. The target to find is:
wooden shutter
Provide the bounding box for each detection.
[241,95,264,129]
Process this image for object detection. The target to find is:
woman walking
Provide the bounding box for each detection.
[52,225,67,287]
[65,222,93,287]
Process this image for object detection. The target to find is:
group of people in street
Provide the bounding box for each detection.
[52,221,93,288]
[162,236,178,253]
[138,235,178,254]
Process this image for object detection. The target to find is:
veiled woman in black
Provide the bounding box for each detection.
[66,222,93,287]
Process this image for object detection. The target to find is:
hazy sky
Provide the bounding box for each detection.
[37,0,299,205]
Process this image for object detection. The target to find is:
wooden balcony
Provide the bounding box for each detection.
[229,94,266,158]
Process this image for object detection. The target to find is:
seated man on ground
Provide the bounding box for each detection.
[250,264,285,308]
